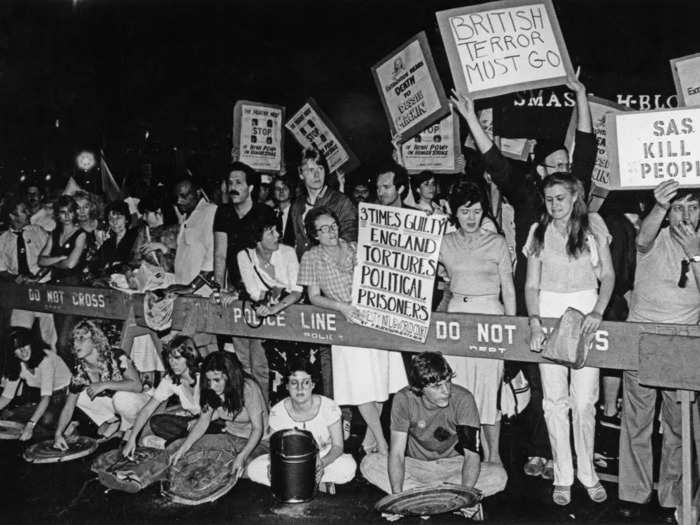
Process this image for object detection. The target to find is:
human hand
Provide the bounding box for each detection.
[315,455,325,484]
[20,423,34,441]
[581,311,602,339]
[455,153,466,174]
[86,383,106,400]
[529,324,546,353]
[654,180,680,209]
[53,435,69,451]
[220,291,239,307]
[566,78,586,96]
[231,454,246,482]
[122,439,136,459]
[450,88,476,120]
[140,242,166,255]
[671,221,700,258]
[340,303,363,324]
[169,446,186,466]
[255,304,273,317]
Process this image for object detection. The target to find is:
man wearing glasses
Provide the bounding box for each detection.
[360,352,507,520]
[617,180,700,522]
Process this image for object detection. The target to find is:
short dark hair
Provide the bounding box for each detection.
[105,201,130,221]
[304,206,338,246]
[3,195,27,223]
[448,181,492,228]
[228,161,261,202]
[54,195,77,221]
[408,352,454,396]
[285,355,320,385]
[672,188,700,204]
[410,171,435,201]
[375,161,409,199]
[300,148,330,177]
[162,335,201,385]
[248,212,281,248]
[5,327,49,381]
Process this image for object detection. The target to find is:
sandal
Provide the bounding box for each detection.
[585,482,608,503]
[552,485,571,506]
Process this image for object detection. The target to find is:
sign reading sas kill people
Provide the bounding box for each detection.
[671,53,700,108]
[351,203,448,343]
[285,98,360,174]
[400,110,460,173]
[607,106,700,189]
[371,31,450,142]
[233,100,285,172]
[436,0,574,100]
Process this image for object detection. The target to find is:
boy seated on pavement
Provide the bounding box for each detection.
[360,352,507,520]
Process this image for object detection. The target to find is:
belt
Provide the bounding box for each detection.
[451,293,499,303]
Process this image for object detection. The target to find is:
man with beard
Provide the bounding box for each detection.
[214,161,275,402]
[375,161,413,209]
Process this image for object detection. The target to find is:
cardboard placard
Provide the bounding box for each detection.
[400,110,460,173]
[607,106,700,189]
[436,0,574,100]
[371,31,449,141]
[232,100,285,172]
[351,203,448,343]
[671,53,700,108]
[285,98,360,174]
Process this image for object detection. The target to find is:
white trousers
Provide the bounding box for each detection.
[10,309,57,351]
[539,289,599,487]
[247,453,356,486]
[76,390,150,431]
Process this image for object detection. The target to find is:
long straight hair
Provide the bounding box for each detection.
[4,328,49,380]
[531,173,589,258]
[199,352,253,415]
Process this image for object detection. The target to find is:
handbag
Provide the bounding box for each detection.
[500,370,531,418]
[542,307,594,369]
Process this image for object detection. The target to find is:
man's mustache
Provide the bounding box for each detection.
[229,189,240,196]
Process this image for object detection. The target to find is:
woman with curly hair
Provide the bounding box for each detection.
[122,336,202,455]
[524,172,615,505]
[169,352,268,481]
[52,319,150,449]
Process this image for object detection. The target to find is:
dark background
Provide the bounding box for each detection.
[1,0,698,189]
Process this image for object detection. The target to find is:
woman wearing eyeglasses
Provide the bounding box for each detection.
[524,172,615,506]
[247,356,356,487]
[298,207,407,456]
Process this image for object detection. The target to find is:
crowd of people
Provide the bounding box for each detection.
[0,80,699,522]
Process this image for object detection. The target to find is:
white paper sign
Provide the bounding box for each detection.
[671,53,700,107]
[400,113,458,173]
[233,101,284,172]
[352,203,447,343]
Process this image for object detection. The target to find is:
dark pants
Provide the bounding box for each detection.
[150,413,223,444]
[1,387,68,440]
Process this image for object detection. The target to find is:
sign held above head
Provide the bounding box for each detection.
[436,0,574,100]
[671,52,700,108]
[233,100,285,173]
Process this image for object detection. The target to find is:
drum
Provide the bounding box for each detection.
[375,484,482,517]
[91,447,170,493]
[0,420,24,440]
[164,434,241,505]
[269,428,318,503]
[23,436,98,464]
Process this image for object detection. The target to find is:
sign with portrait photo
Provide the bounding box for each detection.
[372,31,450,142]
[233,100,285,172]
[400,110,460,174]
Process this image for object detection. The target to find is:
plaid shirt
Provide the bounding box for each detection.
[298,239,356,303]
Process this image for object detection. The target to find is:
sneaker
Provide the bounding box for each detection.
[541,459,554,480]
[524,456,546,477]
[552,485,571,506]
[585,481,608,503]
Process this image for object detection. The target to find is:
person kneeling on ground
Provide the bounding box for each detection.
[122,335,202,456]
[53,319,150,449]
[247,356,356,488]
[360,352,507,516]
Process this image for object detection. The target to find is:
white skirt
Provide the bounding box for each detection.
[331,345,407,405]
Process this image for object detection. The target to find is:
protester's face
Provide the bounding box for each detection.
[9,203,30,228]
[314,214,339,247]
[108,211,127,235]
[418,178,436,201]
[259,226,280,252]
[377,172,401,206]
[259,182,271,203]
[422,378,452,408]
[352,184,370,203]
[668,195,700,230]
[14,344,31,362]
[57,206,74,225]
[541,150,570,177]
[287,371,314,404]
[544,183,576,222]
[299,160,325,191]
[167,350,188,377]
[206,370,227,396]
[26,186,41,208]
[175,182,198,215]
[456,201,483,233]
[227,170,252,205]
[273,180,291,204]
[144,210,163,228]
[75,198,92,222]
[73,328,95,359]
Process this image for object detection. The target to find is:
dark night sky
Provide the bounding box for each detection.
[1,0,699,187]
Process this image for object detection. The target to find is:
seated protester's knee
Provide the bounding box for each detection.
[325,454,357,484]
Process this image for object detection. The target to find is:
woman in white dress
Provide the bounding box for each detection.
[298,207,407,456]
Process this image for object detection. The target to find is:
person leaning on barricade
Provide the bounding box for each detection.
[617,181,700,523]
[360,352,507,520]
[52,319,150,448]
[87,201,139,282]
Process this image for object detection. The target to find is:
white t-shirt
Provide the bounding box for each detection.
[151,373,201,415]
[269,395,341,457]
[237,244,303,302]
[2,351,71,398]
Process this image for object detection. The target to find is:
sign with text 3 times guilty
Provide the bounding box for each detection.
[351,203,447,343]
[607,107,700,189]
[436,0,574,100]
[233,100,285,172]
[285,98,359,174]
[371,31,449,141]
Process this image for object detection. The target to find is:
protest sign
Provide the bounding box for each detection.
[671,53,700,108]
[400,110,460,173]
[436,0,574,100]
[352,203,448,343]
[607,106,700,189]
[371,31,449,141]
[233,100,285,172]
[285,98,360,174]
